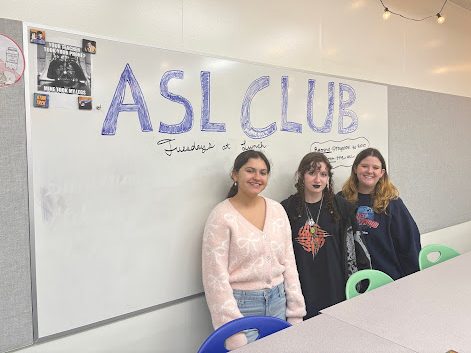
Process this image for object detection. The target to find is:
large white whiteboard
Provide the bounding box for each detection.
[25,26,388,337]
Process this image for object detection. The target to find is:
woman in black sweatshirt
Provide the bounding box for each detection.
[281,152,371,319]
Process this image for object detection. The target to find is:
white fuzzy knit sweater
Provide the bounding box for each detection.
[202,197,306,347]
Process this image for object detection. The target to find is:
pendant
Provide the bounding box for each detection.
[310,224,317,234]
[308,218,315,226]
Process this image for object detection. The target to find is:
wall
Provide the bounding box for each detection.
[388,85,471,233]
[4,0,471,98]
[2,1,471,352]
[0,18,34,353]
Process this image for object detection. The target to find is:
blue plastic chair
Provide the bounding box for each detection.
[197,316,291,353]
[419,244,460,270]
[345,269,394,299]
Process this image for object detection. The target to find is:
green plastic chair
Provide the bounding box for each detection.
[419,244,460,270]
[345,269,394,299]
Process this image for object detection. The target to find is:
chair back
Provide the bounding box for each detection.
[419,244,460,270]
[345,269,394,299]
[197,316,291,353]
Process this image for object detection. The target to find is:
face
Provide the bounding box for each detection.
[354,156,385,193]
[55,62,77,86]
[303,162,329,198]
[232,157,268,197]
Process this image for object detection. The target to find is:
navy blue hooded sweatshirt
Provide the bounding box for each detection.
[353,193,421,280]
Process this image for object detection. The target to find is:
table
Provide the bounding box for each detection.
[233,313,416,353]
[321,251,471,352]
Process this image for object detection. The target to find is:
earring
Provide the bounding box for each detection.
[234,181,238,187]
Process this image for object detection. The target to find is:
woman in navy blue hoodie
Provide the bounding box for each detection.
[340,148,421,280]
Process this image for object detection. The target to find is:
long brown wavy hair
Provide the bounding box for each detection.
[294,152,338,221]
[341,148,398,213]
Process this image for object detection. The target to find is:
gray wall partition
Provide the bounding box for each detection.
[0,19,34,353]
[388,85,471,234]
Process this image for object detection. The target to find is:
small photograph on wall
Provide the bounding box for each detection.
[37,41,92,95]
[78,96,92,110]
[82,39,96,54]
[33,93,49,108]
[30,29,46,45]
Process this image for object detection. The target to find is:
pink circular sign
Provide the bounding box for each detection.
[0,33,25,88]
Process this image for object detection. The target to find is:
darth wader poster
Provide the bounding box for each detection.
[37,41,92,95]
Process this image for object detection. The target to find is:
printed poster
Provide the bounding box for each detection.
[37,41,92,95]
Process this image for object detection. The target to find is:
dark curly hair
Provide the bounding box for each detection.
[294,152,338,221]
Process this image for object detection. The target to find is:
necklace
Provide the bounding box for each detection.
[305,195,323,234]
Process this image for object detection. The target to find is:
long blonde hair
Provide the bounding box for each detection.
[342,148,398,213]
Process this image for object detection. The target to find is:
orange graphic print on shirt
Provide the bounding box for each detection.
[295,223,331,257]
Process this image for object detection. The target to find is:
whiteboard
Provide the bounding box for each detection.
[25,26,388,337]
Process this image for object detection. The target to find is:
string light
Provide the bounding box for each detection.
[436,13,446,24]
[379,0,448,24]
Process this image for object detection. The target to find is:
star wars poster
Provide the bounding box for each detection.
[37,41,91,95]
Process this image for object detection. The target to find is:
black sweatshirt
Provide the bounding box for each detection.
[281,194,371,319]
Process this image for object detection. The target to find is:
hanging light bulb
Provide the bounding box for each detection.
[436,13,445,24]
[382,7,391,20]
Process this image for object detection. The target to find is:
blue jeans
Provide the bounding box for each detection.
[233,282,287,343]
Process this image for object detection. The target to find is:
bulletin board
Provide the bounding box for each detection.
[388,85,471,233]
[24,25,388,337]
[0,18,33,353]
